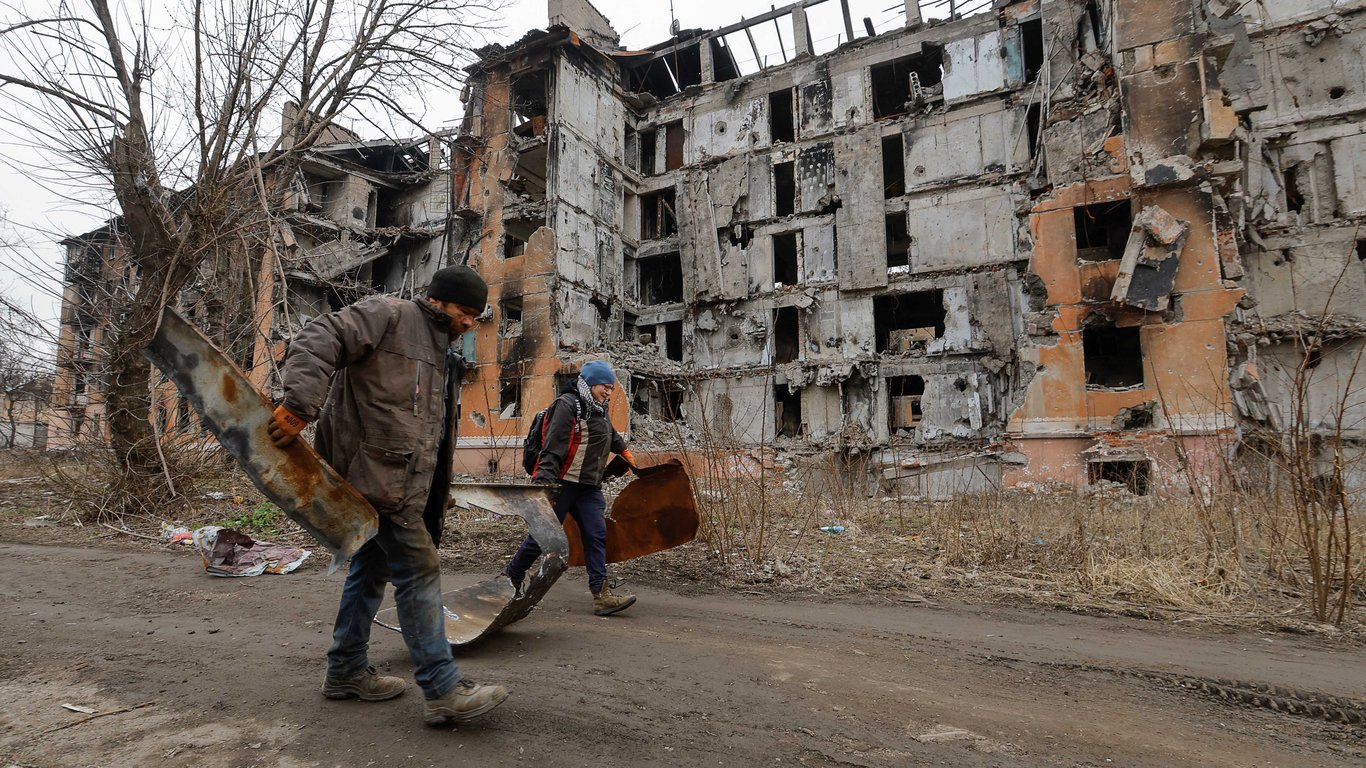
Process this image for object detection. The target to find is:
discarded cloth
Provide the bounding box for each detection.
[192,525,310,577]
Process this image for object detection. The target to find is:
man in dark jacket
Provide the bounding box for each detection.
[267,265,507,727]
[504,360,638,616]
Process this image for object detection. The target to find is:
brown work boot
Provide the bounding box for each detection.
[423,679,510,726]
[321,666,407,701]
[592,584,637,616]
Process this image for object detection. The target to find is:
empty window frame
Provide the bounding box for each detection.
[662,320,684,362]
[639,251,684,305]
[1021,19,1044,83]
[1082,323,1144,388]
[639,129,658,175]
[774,161,796,217]
[886,375,925,431]
[773,306,800,364]
[1074,200,1132,262]
[641,189,679,240]
[873,290,946,353]
[503,232,527,259]
[774,384,802,438]
[882,133,905,198]
[631,376,687,422]
[770,89,795,143]
[886,212,910,268]
[870,49,944,120]
[498,376,521,418]
[499,297,523,338]
[1088,459,1150,495]
[772,232,799,287]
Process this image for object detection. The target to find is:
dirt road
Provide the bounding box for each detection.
[1,541,1362,767]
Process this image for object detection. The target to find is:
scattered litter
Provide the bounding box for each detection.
[819,525,845,534]
[160,523,193,545]
[24,515,54,528]
[204,491,230,500]
[60,703,97,714]
[192,526,310,577]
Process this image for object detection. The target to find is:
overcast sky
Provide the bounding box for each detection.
[0,0,914,348]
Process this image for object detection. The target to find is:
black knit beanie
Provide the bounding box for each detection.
[426,265,488,310]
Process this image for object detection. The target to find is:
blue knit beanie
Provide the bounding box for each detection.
[580,360,616,387]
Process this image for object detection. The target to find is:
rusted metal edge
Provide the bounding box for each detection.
[144,308,379,570]
[375,482,566,647]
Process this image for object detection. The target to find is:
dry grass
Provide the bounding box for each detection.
[7,446,1362,636]
[668,467,1365,634]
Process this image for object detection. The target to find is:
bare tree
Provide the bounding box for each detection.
[0,0,495,503]
[0,290,50,448]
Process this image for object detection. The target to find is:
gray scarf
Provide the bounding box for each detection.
[577,376,605,417]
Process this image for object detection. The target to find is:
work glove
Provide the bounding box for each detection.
[619,448,638,468]
[267,404,307,448]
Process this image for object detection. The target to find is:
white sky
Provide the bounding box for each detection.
[0,0,917,351]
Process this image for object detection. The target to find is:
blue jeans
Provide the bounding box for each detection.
[506,482,608,593]
[326,516,458,699]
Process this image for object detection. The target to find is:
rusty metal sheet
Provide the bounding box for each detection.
[144,308,378,568]
[375,482,566,647]
[566,459,700,566]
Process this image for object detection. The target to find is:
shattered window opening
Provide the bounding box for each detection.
[1021,19,1044,83]
[773,306,800,364]
[632,376,687,423]
[773,232,800,286]
[882,133,905,198]
[1089,460,1151,495]
[870,49,944,120]
[887,375,925,431]
[874,290,946,353]
[770,89,796,143]
[886,212,911,269]
[1025,103,1042,160]
[774,161,796,216]
[503,232,527,259]
[1074,201,1132,262]
[641,189,679,240]
[1082,323,1144,389]
[638,251,684,305]
[662,320,684,362]
[774,383,802,438]
[640,129,657,175]
[1283,164,1305,213]
[499,297,523,338]
[498,376,521,418]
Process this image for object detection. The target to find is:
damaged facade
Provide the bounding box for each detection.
[446,0,1273,497]
[48,113,458,446]
[48,0,1366,498]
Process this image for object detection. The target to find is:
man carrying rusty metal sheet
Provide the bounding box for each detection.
[267,264,509,727]
[505,360,640,616]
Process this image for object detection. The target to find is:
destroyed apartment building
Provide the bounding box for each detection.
[445,0,1366,497]
[48,110,457,447]
[47,0,1366,498]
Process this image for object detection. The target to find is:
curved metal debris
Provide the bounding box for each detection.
[566,458,700,566]
[375,482,566,646]
[144,308,379,568]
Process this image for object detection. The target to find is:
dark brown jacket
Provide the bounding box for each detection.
[282,295,457,528]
